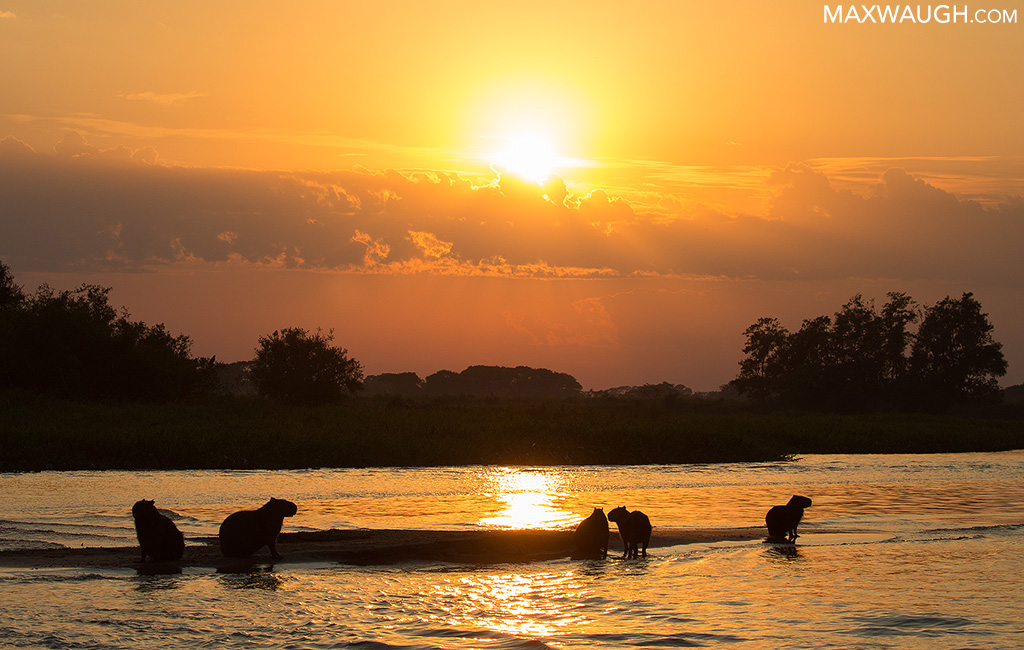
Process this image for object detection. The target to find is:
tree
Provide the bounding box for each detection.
[249,327,363,404]
[909,292,1006,406]
[1,279,215,400]
[421,365,582,398]
[363,372,424,397]
[733,317,790,401]
[0,260,25,309]
[732,291,1004,411]
[780,315,833,407]
[879,292,919,385]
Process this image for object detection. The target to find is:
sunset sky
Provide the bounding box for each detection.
[2,1,1022,390]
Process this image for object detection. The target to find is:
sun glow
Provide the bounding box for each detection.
[494,134,559,181]
[478,469,578,529]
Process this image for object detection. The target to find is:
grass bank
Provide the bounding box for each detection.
[1,393,1022,471]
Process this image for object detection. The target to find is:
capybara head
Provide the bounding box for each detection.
[607,506,628,522]
[264,498,298,518]
[132,499,159,519]
[787,495,812,509]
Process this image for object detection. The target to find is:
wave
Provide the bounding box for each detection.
[844,613,977,637]
[922,523,1023,535]
[156,510,202,524]
[0,538,67,551]
[0,518,131,534]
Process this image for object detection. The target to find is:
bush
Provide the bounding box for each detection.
[248,327,363,404]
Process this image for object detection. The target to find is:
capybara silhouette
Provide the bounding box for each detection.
[765,495,813,543]
[607,506,652,559]
[219,498,298,560]
[572,507,609,559]
[132,499,185,562]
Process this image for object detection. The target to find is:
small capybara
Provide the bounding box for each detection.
[765,495,813,543]
[607,506,652,559]
[132,499,185,562]
[218,498,298,560]
[572,507,609,559]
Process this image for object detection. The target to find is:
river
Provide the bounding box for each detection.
[1,452,1022,649]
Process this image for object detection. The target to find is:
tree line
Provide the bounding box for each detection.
[1,261,1014,410]
[731,292,1008,411]
[1,263,217,400]
[364,366,582,399]
[0,261,365,403]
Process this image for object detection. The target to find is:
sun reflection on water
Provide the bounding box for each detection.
[477,468,580,529]
[427,570,594,640]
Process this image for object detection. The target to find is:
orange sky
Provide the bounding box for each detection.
[2,1,1022,390]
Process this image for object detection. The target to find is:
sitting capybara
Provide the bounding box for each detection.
[607,506,652,559]
[132,499,185,562]
[765,495,813,543]
[572,507,609,559]
[219,498,298,560]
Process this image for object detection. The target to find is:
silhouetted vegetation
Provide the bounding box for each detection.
[590,382,693,401]
[1004,384,1024,403]
[0,262,215,400]
[2,262,1021,471]
[363,371,424,396]
[0,261,25,308]
[249,327,363,404]
[363,365,582,398]
[732,292,1007,411]
[1,392,1021,471]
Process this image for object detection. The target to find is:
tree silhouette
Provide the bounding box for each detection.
[0,261,25,309]
[733,317,790,401]
[0,276,215,400]
[733,292,1005,411]
[363,372,424,396]
[422,365,582,398]
[909,292,1007,406]
[249,327,363,404]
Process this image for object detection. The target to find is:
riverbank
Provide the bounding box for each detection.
[2,392,1022,470]
[0,527,789,569]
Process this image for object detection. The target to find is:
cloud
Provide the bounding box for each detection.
[1,134,1022,287]
[0,10,15,19]
[121,91,208,107]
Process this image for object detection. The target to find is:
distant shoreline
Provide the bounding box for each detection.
[0,527,797,569]
[2,393,1022,471]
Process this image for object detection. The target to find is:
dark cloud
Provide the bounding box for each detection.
[1,135,1022,286]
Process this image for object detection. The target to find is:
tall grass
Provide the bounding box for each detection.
[1,392,1021,471]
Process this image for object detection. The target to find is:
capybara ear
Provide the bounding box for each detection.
[789,495,812,508]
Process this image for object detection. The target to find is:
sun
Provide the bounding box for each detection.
[494,133,558,182]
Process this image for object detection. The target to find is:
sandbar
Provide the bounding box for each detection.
[0,527,790,570]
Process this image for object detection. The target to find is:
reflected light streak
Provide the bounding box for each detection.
[478,468,579,530]
[428,571,593,640]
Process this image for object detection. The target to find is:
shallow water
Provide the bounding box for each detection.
[2,452,1023,649]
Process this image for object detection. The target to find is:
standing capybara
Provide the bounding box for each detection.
[132,499,185,562]
[572,507,610,559]
[607,506,652,559]
[765,495,813,543]
[219,498,298,560]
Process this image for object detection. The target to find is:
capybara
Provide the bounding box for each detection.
[765,495,813,543]
[219,498,298,560]
[607,506,652,559]
[132,499,185,562]
[572,507,609,559]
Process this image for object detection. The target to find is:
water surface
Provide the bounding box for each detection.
[2,452,1022,649]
